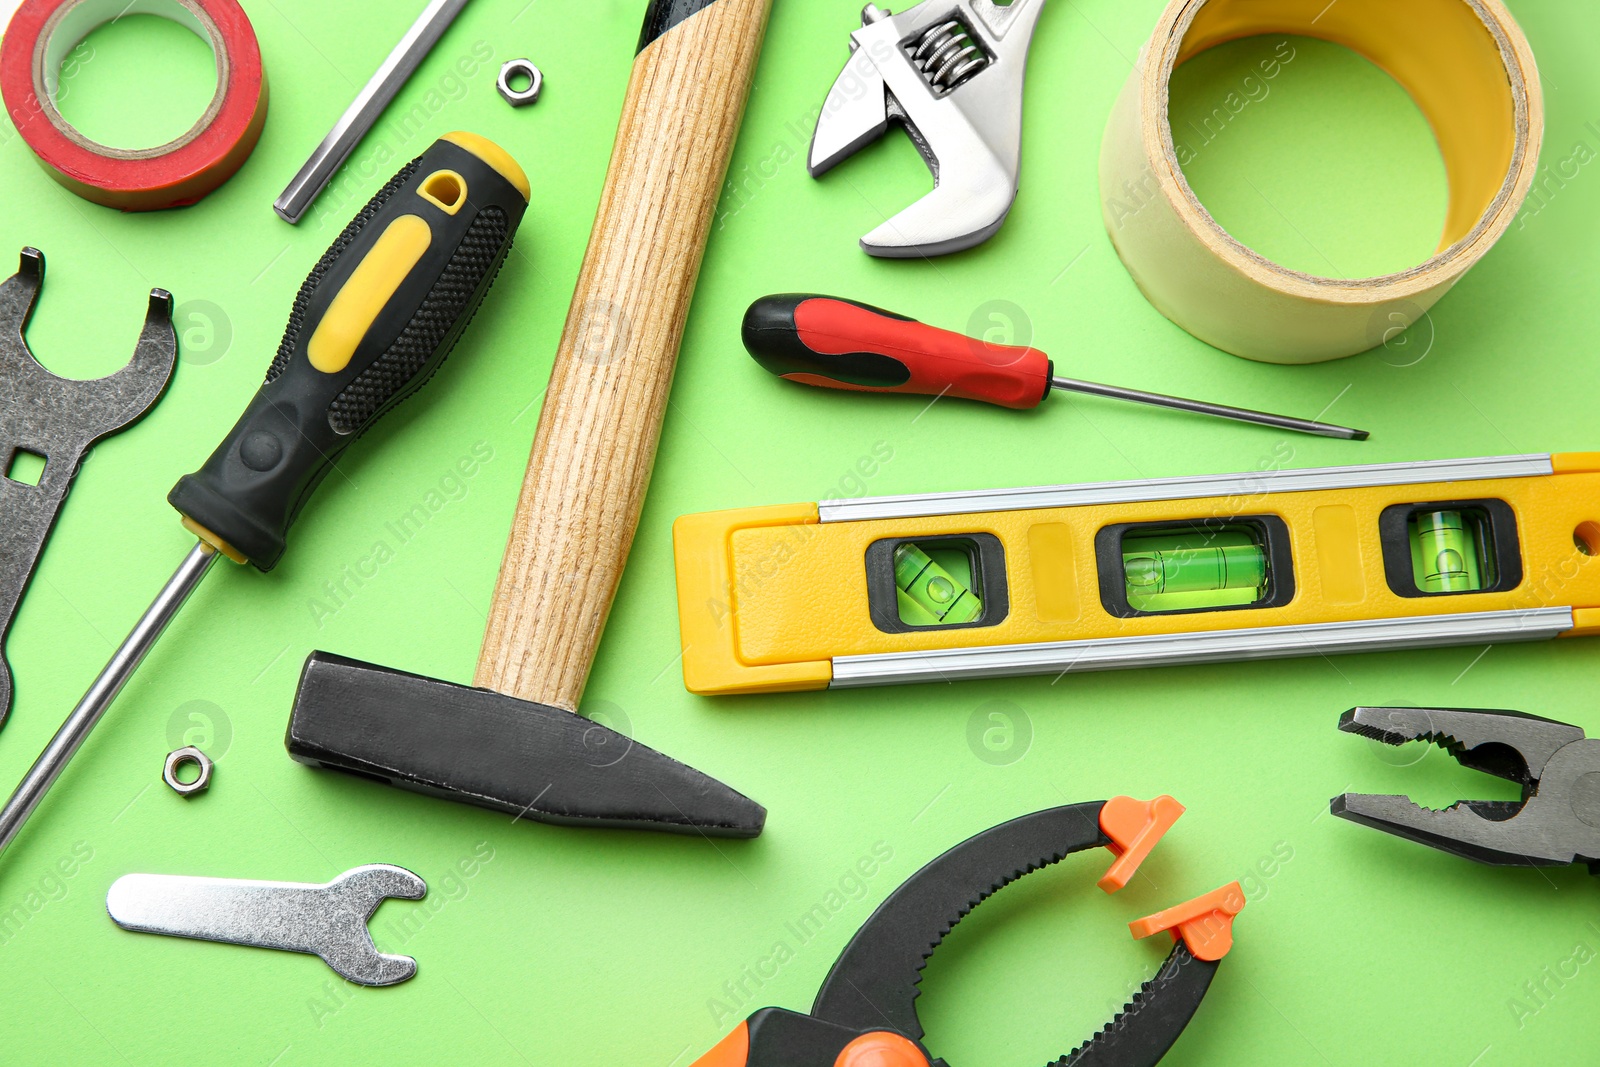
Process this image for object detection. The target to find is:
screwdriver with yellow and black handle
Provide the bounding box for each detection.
[0,133,529,857]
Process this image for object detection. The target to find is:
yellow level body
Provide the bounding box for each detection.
[672,454,1600,695]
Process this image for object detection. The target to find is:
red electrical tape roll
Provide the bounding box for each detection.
[1,0,267,210]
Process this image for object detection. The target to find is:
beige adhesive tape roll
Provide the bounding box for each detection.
[1100,0,1543,364]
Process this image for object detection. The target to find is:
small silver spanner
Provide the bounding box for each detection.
[107,864,426,986]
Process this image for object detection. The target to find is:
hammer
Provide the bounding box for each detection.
[286,0,773,837]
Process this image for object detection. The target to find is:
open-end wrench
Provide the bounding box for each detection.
[106,864,427,986]
[0,247,176,726]
[809,0,1048,257]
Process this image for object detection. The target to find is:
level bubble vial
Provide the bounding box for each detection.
[895,541,983,625]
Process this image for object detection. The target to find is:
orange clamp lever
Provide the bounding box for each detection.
[689,1023,930,1067]
[834,1032,930,1066]
[691,1022,749,1067]
[1129,882,1246,962]
[1097,795,1185,892]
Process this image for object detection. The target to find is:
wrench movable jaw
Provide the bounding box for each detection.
[808,37,891,178]
[808,0,1048,257]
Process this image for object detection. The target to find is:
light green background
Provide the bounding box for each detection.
[3,1,1598,1063]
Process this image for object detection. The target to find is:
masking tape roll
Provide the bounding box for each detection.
[1,0,266,210]
[1099,0,1542,364]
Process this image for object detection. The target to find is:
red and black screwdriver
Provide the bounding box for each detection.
[741,294,1368,440]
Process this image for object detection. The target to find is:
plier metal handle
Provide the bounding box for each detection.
[688,797,1244,1067]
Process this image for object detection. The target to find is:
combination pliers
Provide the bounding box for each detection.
[1333,705,1600,871]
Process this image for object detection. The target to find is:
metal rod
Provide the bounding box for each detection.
[0,542,220,858]
[1050,375,1369,441]
[273,0,474,224]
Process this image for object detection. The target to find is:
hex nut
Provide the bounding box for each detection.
[498,59,542,106]
[164,746,213,797]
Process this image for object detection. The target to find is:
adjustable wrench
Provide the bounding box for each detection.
[107,864,427,986]
[809,0,1048,257]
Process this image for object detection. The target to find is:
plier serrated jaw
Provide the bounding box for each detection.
[807,0,1049,257]
[1332,706,1600,872]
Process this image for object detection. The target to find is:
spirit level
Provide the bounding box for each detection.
[672,453,1600,694]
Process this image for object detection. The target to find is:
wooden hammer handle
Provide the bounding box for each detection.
[475,0,772,710]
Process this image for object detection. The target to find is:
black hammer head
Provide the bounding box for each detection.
[285,652,765,838]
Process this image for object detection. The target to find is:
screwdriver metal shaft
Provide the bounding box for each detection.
[274,0,473,223]
[0,543,217,856]
[1050,375,1368,440]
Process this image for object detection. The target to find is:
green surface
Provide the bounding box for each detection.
[54,15,218,150]
[1170,36,1449,278]
[2,1,1598,1064]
